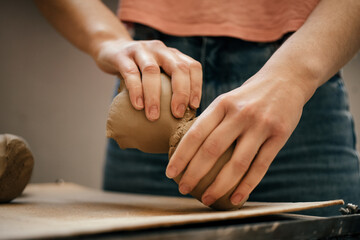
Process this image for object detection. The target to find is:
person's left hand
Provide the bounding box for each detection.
[165,69,314,206]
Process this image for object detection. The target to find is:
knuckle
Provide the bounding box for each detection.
[191,76,202,88]
[122,66,139,75]
[127,84,142,93]
[189,60,202,71]
[216,94,237,112]
[202,139,221,158]
[161,61,172,71]
[190,88,201,97]
[170,155,187,169]
[214,94,228,106]
[168,47,180,53]
[232,108,245,122]
[175,61,190,73]
[138,41,147,48]
[259,114,274,127]
[260,114,288,135]
[173,155,186,165]
[149,40,165,48]
[232,159,249,174]
[183,171,200,183]
[241,182,254,193]
[146,96,160,106]
[253,161,269,175]
[205,189,221,200]
[126,41,141,52]
[211,192,222,200]
[142,63,160,74]
[239,104,256,119]
[272,122,288,136]
[190,90,201,102]
[173,90,190,100]
[187,128,203,142]
[144,90,160,103]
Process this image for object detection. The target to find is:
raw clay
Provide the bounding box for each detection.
[107,73,245,210]
[107,73,195,153]
[0,134,34,203]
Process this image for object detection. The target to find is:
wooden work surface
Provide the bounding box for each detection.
[0,182,344,239]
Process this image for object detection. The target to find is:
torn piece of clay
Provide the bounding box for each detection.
[0,134,34,203]
[106,73,246,210]
[169,120,248,210]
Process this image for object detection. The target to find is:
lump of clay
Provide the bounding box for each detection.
[107,73,247,210]
[0,134,34,203]
[107,74,187,153]
[168,120,247,210]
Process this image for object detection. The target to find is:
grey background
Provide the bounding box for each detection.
[1,1,359,189]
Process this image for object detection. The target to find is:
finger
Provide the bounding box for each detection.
[166,104,225,179]
[200,129,267,206]
[177,115,246,195]
[133,50,161,121]
[189,60,202,109]
[156,50,191,118]
[229,137,284,205]
[171,66,190,118]
[117,56,143,110]
[170,48,202,109]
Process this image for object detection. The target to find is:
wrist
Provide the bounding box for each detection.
[258,54,322,105]
[88,30,132,60]
[254,66,318,107]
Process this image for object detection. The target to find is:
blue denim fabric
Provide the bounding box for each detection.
[103,24,360,216]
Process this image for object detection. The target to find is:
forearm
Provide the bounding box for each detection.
[34,0,132,58]
[35,0,203,121]
[260,0,360,104]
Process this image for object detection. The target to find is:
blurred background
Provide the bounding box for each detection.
[1,0,359,189]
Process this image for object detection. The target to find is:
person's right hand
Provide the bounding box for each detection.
[95,39,203,121]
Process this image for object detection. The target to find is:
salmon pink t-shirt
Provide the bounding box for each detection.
[118,0,320,42]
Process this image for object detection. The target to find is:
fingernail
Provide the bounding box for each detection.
[149,105,158,120]
[202,195,216,206]
[166,166,177,179]
[192,96,200,108]
[231,193,243,205]
[136,97,144,108]
[179,184,191,195]
[177,104,186,117]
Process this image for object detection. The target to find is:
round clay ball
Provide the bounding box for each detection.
[0,134,34,203]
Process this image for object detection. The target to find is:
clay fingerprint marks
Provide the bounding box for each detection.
[0,134,34,203]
